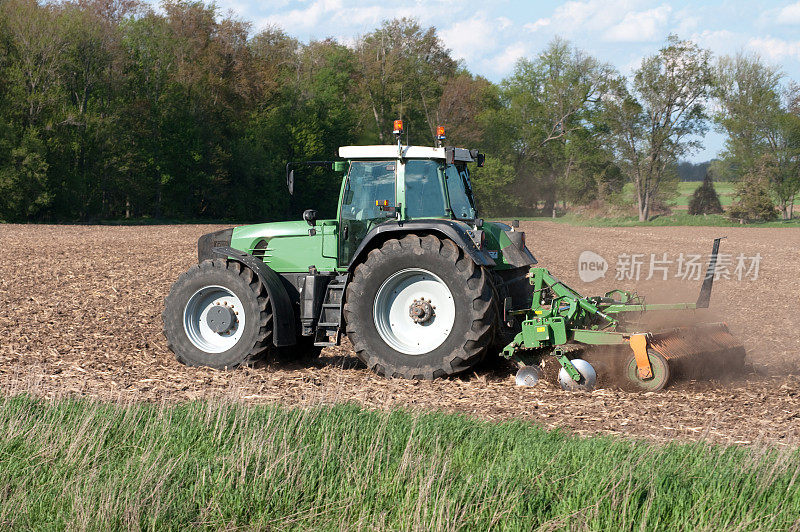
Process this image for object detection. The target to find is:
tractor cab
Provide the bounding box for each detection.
[337,144,482,264]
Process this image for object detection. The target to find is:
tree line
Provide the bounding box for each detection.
[0,0,798,223]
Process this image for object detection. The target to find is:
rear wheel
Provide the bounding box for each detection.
[625,350,670,391]
[344,234,495,379]
[163,259,272,369]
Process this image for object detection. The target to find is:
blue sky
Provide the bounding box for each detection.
[178,0,800,162]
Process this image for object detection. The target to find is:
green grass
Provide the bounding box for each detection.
[624,180,800,211]
[621,181,737,209]
[675,181,736,208]
[500,212,800,227]
[496,180,800,227]
[0,396,798,530]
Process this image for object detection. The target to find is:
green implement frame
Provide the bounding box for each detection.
[502,268,699,352]
[502,238,732,386]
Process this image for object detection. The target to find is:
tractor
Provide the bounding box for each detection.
[163,123,744,391]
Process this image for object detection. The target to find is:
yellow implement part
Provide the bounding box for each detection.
[629,334,652,379]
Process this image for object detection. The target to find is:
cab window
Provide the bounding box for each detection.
[341,161,395,220]
[404,160,448,218]
[445,164,476,220]
[339,161,396,265]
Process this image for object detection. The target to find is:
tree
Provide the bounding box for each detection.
[605,35,713,221]
[727,155,778,221]
[354,18,457,144]
[715,53,800,220]
[495,38,613,214]
[0,126,52,219]
[470,156,516,216]
[436,72,499,147]
[769,109,800,219]
[688,172,723,215]
[1,0,65,127]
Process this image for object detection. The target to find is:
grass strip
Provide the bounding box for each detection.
[0,395,797,530]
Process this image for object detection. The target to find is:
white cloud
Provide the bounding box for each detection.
[690,29,741,55]
[488,43,529,74]
[258,0,454,39]
[439,14,498,61]
[521,1,675,43]
[673,7,700,35]
[603,5,671,42]
[497,16,513,30]
[260,0,343,33]
[777,2,800,25]
[748,36,800,61]
[524,18,550,32]
[544,0,641,34]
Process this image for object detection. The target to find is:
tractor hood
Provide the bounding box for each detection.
[231,221,312,242]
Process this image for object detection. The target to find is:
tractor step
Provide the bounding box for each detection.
[314,275,347,347]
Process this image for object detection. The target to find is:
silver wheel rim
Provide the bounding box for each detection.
[373,268,455,355]
[183,285,246,353]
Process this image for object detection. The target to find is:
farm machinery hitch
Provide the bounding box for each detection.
[503,238,746,391]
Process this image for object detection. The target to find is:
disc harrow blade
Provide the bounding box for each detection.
[648,323,746,379]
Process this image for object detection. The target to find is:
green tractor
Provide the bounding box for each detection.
[163,129,745,390]
[163,136,535,380]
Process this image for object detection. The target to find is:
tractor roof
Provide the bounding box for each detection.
[338,145,476,162]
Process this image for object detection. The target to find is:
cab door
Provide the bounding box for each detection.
[338,160,397,266]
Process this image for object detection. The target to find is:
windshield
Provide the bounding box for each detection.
[404,160,448,218]
[444,164,476,220]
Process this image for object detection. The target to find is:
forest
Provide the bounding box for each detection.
[0,0,798,222]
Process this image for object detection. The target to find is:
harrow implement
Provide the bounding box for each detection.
[503,238,746,391]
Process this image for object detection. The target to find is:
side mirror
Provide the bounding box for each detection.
[303,209,317,226]
[333,161,346,172]
[287,169,295,195]
[476,153,485,167]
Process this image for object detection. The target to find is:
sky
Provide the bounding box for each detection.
[171,0,800,162]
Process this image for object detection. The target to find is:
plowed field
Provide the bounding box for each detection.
[1,222,798,445]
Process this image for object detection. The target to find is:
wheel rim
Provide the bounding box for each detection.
[183,285,246,353]
[373,268,456,355]
[626,351,669,391]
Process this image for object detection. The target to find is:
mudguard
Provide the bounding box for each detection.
[198,228,233,262]
[211,246,297,347]
[348,219,496,269]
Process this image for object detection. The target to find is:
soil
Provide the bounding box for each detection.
[0,222,798,446]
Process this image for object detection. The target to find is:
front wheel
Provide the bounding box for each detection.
[163,259,273,369]
[344,234,495,379]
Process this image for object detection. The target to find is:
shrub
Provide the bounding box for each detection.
[688,173,724,215]
[728,173,778,222]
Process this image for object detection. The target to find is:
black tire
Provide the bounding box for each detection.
[486,267,528,356]
[344,234,495,379]
[163,259,272,369]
